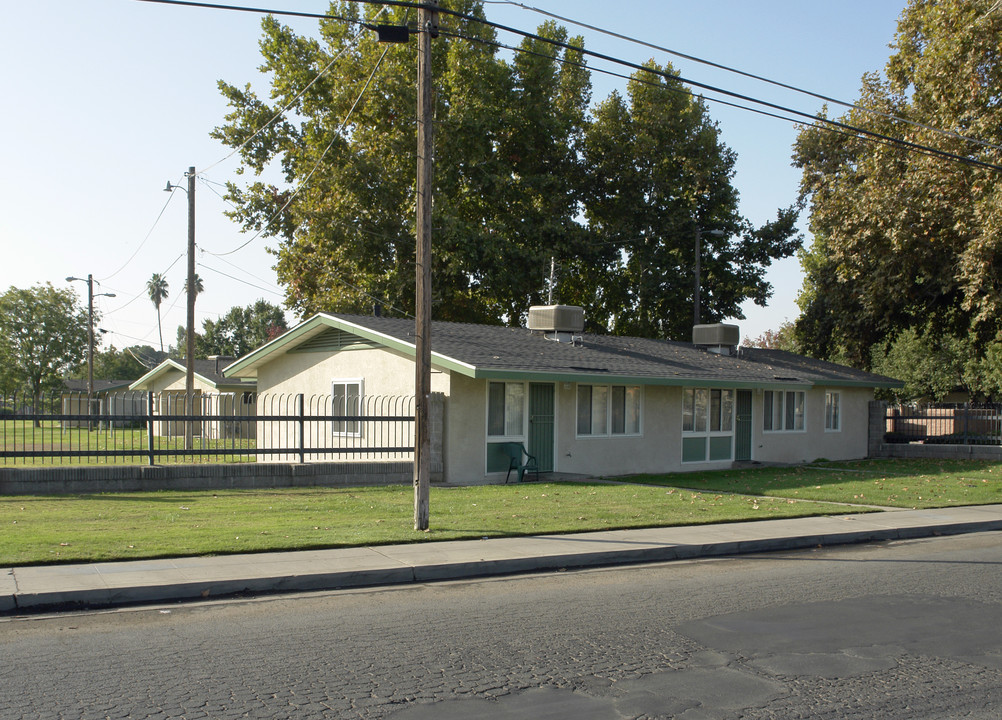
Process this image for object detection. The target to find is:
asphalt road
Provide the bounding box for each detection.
[3,532,1002,719]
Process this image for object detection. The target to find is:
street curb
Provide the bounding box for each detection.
[5,516,1002,614]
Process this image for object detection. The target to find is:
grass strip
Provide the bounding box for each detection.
[2,482,848,567]
[625,458,1002,508]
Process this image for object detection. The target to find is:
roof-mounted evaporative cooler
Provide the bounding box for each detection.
[528,305,585,344]
[692,323,740,355]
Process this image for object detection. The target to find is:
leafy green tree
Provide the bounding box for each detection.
[870,326,969,402]
[146,273,169,353]
[198,300,288,357]
[0,284,88,400]
[746,321,800,352]
[794,0,1002,368]
[214,2,595,326]
[68,345,157,382]
[175,301,288,359]
[563,64,801,338]
[215,2,797,337]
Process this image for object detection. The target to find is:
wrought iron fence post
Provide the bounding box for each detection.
[963,402,970,445]
[297,393,305,464]
[147,391,155,466]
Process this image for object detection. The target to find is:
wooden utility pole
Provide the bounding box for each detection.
[414,1,437,531]
[185,166,196,451]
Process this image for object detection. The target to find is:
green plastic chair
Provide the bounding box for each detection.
[502,442,539,483]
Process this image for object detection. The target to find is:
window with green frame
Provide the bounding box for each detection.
[682,387,734,462]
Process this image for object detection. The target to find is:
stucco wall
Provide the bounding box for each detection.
[442,373,488,484]
[751,386,873,464]
[142,371,217,394]
[556,384,684,477]
[445,382,877,483]
[255,346,450,398]
[251,347,447,470]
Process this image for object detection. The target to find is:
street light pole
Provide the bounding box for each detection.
[693,227,726,326]
[164,168,197,451]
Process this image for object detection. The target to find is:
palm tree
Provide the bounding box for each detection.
[184,273,204,297]
[146,273,169,353]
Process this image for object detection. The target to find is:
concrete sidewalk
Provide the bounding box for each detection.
[4,504,1002,614]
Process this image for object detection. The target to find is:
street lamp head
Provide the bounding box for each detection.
[66,276,83,282]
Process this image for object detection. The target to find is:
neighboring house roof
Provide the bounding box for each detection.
[225,313,902,390]
[62,379,134,394]
[130,357,256,392]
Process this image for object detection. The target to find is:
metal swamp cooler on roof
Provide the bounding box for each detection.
[692,323,740,355]
[528,305,585,343]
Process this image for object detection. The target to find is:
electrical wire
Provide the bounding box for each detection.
[438,27,967,174]
[204,248,283,291]
[98,178,181,282]
[196,4,391,176]
[491,0,1002,156]
[198,175,241,212]
[100,253,186,319]
[197,261,284,297]
[134,0,1002,173]
[204,43,392,258]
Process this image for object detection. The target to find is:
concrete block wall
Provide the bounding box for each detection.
[868,401,887,458]
[0,461,414,496]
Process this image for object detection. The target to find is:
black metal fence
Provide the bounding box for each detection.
[0,391,415,466]
[884,403,1002,446]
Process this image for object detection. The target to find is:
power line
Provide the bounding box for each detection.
[197,261,284,297]
[492,0,1002,156]
[134,0,1002,174]
[203,43,392,258]
[331,0,1002,170]
[98,177,181,282]
[101,254,186,318]
[196,4,391,176]
[439,27,972,175]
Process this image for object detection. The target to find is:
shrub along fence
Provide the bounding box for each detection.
[0,391,416,466]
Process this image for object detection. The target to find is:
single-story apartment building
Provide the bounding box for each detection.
[61,379,143,428]
[130,356,257,439]
[222,307,901,483]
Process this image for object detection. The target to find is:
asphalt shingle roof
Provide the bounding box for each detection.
[327,314,899,388]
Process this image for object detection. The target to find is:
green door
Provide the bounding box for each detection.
[528,383,555,473]
[735,390,753,461]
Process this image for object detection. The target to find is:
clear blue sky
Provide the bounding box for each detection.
[0,0,905,353]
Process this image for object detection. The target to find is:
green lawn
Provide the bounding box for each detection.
[2,482,848,567]
[3,458,1001,567]
[0,420,255,466]
[626,458,1002,508]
